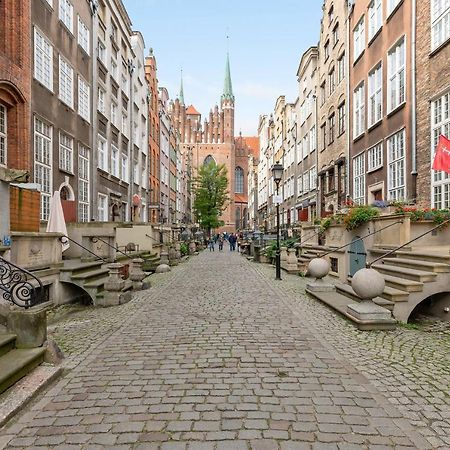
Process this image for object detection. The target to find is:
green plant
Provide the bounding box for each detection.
[180,242,189,256]
[343,206,379,231]
[264,241,278,259]
[320,217,332,232]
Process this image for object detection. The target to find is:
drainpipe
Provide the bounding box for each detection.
[411,0,418,202]
[90,1,98,220]
[345,3,351,202]
[128,58,135,221]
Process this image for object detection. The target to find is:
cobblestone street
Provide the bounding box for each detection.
[1,250,449,449]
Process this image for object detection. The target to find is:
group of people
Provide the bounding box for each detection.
[207,232,239,252]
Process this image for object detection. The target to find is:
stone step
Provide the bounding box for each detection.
[83,276,109,289]
[382,257,450,273]
[0,334,16,358]
[381,274,424,292]
[71,268,110,281]
[0,348,46,394]
[379,285,409,303]
[372,263,437,283]
[335,283,395,311]
[60,260,104,273]
[396,250,450,264]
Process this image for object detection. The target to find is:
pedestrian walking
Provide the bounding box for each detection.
[218,235,224,251]
[208,237,215,252]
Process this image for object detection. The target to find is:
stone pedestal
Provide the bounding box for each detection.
[168,246,178,266]
[188,241,196,255]
[347,300,393,321]
[175,242,181,260]
[160,246,169,265]
[306,258,335,292]
[280,247,288,265]
[7,306,47,348]
[98,263,125,307]
[285,248,299,273]
[129,258,146,290]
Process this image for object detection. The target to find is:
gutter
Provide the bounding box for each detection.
[411,0,418,201]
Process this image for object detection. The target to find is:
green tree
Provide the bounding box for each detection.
[192,161,229,236]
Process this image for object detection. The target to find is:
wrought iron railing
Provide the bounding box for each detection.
[0,256,44,308]
[60,236,107,263]
[90,236,131,261]
[369,218,450,267]
[319,220,404,258]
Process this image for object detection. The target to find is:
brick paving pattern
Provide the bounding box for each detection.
[0,250,449,449]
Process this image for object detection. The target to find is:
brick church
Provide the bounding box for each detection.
[171,54,258,233]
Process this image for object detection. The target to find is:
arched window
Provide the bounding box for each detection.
[204,155,216,166]
[235,207,241,230]
[235,166,244,193]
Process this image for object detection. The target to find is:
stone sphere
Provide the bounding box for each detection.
[352,268,385,300]
[155,264,171,273]
[308,258,330,280]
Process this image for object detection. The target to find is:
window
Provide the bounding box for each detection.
[387,0,401,16]
[78,145,89,222]
[121,153,128,182]
[432,92,450,209]
[338,102,346,135]
[78,76,90,122]
[122,113,128,135]
[34,28,53,90]
[310,126,316,152]
[297,175,303,196]
[324,40,330,61]
[431,1,450,50]
[310,166,317,190]
[368,0,383,40]
[320,82,326,106]
[98,87,106,114]
[111,58,118,81]
[368,142,383,171]
[111,144,119,177]
[235,166,244,193]
[354,17,365,61]
[303,170,310,192]
[328,67,336,95]
[353,153,365,205]
[98,39,106,64]
[0,104,6,166]
[97,134,107,170]
[77,16,89,54]
[388,37,406,112]
[111,102,118,126]
[34,118,52,220]
[337,54,345,83]
[387,129,406,200]
[353,83,365,138]
[59,132,73,173]
[59,0,73,32]
[328,5,334,22]
[134,158,139,184]
[368,63,382,126]
[321,123,327,150]
[333,23,339,46]
[328,113,335,144]
[59,56,74,108]
[98,193,108,221]
[122,73,128,93]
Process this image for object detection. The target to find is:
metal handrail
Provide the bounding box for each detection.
[319,220,404,258]
[90,236,131,261]
[60,236,107,263]
[0,256,44,309]
[145,233,162,244]
[369,218,450,267]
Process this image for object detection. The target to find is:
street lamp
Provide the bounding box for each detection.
[272,161,284,280]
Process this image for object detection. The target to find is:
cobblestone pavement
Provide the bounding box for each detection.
[1,250,449,449]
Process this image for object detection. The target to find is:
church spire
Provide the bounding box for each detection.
[179,69,185,105]
[221,52,234,102]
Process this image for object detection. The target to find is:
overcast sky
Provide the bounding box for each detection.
[124,0,323,136]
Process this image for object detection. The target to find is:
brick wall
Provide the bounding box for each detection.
[10,186,40,232]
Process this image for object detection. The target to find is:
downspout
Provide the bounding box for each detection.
[411,0,418,202]
[90,1,98,220]
[345,3,351,201]
[128,58,135,221]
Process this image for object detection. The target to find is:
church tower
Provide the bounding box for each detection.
[221,53,235,144]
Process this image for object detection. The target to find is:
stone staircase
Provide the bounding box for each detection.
[140,251,160,272]
[0,330,45,394]
[328,249,450,322]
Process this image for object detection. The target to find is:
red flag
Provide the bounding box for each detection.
[432,135,450,174]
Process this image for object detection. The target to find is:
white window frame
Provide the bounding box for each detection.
[431,1,450,50]
[111,144,119,178]
[59,131,73,173]
[97,87,106,114]
[34,117,53,221]
[353,153,366,205]
[337,53,345,83]
[59,55,74,108]
[121,153,128,182]
[111,101,118,127]
[387,129,406,201]
[78,144,89,222]
[97,134,107,170]
[387,0,402,17]
[387,37,406,113]
[431,92,450,208]
[59,0,73,32]
[353,82,365,139]
[367,142,383,172]
[310,166,317,190]
[353,17,365,62]
[78,76,90,122]
[368,0,383,41]
[297,175,303,196]
[368,63,383,127]
[98,39,106,65]
[0,104,7,166]
[310,126,316,152]
[77,16,89,54]
[98,193,108,222]
[338,102,346,135]
[303,170,310,192]
[34,28,53,91]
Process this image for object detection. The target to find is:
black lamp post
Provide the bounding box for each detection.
[272,161,284,280]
